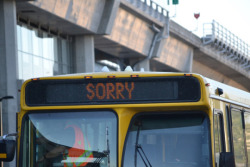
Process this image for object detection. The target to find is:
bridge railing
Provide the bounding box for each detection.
[203,20,250,70]
[125,1,250,71]
[124,0,169,23]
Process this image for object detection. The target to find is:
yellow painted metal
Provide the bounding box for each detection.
[0,154,7,159]
[16,72,250,167]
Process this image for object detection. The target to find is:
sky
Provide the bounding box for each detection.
[153,0,250,45]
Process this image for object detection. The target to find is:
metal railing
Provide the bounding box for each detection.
[125,0,169,23]
[125,1,250,71]
[203,20,250,70]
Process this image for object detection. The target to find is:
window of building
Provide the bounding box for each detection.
[17,25,73,80]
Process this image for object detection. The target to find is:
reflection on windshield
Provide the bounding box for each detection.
[123,113,211,167]
[21,111,117,167]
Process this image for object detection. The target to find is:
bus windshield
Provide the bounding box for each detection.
[123,113,211,167]
[21,111,117,167]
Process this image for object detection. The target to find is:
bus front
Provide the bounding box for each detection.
[17,72,212,167]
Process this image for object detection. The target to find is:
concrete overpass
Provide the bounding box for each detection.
[1,1,250,166]
[14,0,250,91]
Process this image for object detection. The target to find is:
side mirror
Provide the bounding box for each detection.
[0,134,17,162]
[219,152,235,167]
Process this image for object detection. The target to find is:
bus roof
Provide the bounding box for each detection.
[205,77,250,108]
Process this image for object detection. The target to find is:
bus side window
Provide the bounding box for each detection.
[231,108,247,167]
[214,110,225,167]
[244,111,250,167]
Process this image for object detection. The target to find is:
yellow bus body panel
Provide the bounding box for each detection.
[17,72,250,167]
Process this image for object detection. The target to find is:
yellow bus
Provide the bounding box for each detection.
[1,71,250,167]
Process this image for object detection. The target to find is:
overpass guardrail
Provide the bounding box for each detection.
[125,0,250,71]
[203,20,250,71]
[124,0,169,23]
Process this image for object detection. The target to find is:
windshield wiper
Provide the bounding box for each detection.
[136,144,152,167]
[134,121,152,167]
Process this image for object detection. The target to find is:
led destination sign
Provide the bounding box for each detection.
[85,82,134,100]
[25,77,201,106]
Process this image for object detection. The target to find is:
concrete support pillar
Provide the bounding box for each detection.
[75,35,95,73]
[185,49,193,72]
[134,21,170,72]
[151,23,169,58]
[0,0,18,166]
[97,0,120,34]
[134,59,150,71]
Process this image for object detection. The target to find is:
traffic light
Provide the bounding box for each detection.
[172,0,179,5]
[167,0,179,5]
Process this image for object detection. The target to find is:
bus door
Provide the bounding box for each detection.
[213,109,226,167]
[228,106,248,167]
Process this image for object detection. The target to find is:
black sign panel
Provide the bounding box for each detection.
[25,77,201,106]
